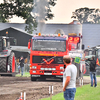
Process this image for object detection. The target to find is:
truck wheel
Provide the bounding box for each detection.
[8,52,15,73]
[0,57,7,72]
[31,75,37,81]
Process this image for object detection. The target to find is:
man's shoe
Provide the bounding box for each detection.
[94,85,97,87]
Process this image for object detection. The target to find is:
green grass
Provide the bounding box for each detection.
[16,72,30,77]
[40,82,100,100]
[84,75,100,77]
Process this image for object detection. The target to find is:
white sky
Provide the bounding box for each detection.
[0,0,100,23]
[47,0,100,23]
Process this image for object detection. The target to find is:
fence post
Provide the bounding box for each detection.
[24,92,26,100]
[49,86,53,100]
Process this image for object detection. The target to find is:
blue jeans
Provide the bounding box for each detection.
[18,66,20,73]
[90,72,97,87]
[21,67,24,76]
[64,88,76,100]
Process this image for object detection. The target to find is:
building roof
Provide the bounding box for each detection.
[8,27,33,36]
[35,23,82,35]
[0,23,100,49]
[36,23,100,49]
[0,23,26,31]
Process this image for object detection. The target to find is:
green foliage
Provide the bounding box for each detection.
[45,0,57,21]
[0,0,56,34]
[71,7,100,24]
[40,82,100,100]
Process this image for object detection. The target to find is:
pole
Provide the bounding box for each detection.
[49,86,51,94]
[20,92,23,100]
[49,86,53,100]
[24,92,26,100]
[80,63,83,87]
[52,86,53,94]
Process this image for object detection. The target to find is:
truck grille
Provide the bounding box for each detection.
[32,56,63,64]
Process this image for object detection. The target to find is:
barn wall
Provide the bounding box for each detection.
[0,28,32,46]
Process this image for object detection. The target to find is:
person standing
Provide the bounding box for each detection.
[89,56,97,87]
[63,55,77,100]
[19,56,24,76]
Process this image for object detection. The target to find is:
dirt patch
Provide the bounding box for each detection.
[0,76,93,100]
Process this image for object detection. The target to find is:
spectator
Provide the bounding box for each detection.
[19,56,24,76]
[89,56,97,87]
[63,55,77,100]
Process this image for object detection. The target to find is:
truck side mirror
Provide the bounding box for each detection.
[82,44,85,50]
[28,42,31,49]
[68,44,71,51]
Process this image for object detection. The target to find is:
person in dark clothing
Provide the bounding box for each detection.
[89,56,97,87]
[19,56,24,76]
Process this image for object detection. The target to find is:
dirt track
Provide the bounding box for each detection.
[0,76,96,100]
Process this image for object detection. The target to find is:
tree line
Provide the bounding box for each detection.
[0,0,100,34]
[71,7,100,24]
[0,0,57,34]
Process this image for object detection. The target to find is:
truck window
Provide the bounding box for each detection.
[97,49,100,56]
[88,50,93,55]
[32,40,66,52]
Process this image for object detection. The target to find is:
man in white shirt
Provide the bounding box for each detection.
[63,55,77,100]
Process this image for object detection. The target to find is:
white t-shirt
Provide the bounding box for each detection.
[63,64,77,89]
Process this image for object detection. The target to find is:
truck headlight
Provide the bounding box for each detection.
[45,68,48,70]
[52,68,56,70]
[60,72,63,74]
[48,68,52,70]
[33,71,36,73]
[41,68,44,70]
[32,66,37,69]
[60,67,64,70]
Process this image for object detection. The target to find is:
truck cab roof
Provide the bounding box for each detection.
[32,36,67,41]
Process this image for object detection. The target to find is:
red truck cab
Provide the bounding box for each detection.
[28,33,71,81]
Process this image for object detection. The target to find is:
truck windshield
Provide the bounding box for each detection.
[88,50,93,55]
[32,39,66,51]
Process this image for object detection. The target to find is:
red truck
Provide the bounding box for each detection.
[28,33,71,81]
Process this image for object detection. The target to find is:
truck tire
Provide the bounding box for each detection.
[8,52,15,73]
[31,75,37,81]
[0,57,7,72]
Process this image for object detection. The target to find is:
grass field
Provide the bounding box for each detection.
[15,73,100,100]
[40,82,100,100]
[16,72,30,77]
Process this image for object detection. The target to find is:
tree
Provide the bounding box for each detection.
[71,7,100,24]
[0,0,56,34]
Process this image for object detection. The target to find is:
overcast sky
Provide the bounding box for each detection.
[47,0,100,23]
[0,0,100,23]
